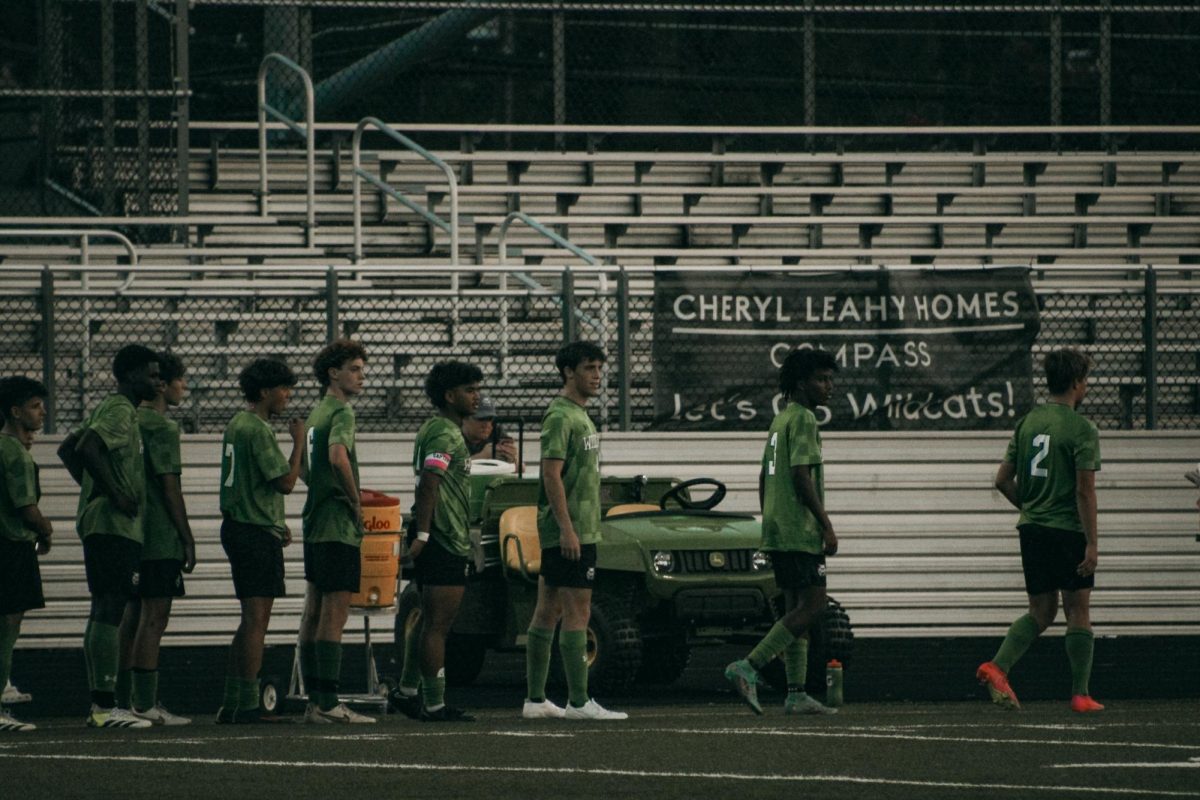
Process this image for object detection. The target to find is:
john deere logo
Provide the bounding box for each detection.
[708,551,726,569]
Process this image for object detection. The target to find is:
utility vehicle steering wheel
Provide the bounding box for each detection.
[659,478,727,511]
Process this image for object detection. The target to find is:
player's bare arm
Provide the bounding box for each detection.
[19,504,52,554]
[542,457,580,560]
[329,443,361,522]
[161,472,196,573]
[56,430,84,484]
[409,468,442,560]
[271,417,305,495]
[994,461,1020,509]
[75,429,137,516]
[1076,469,1099,576]
[791,463,836,555]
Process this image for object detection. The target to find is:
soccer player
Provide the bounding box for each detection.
[523,341,627,721]
[299,339,374,724]
[392,361,481,723]
[977,348,1104,713]
[57,344,160,729]
[725,348,839,716]
[115,351,196,725]
[0,377,53,733]
[217,359,304,724]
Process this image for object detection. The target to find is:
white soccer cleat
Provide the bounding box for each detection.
[307,702,376,724]
[87,705,152,729]
[0,709,36,732]
[563,699,628,721]
[133,704,192,726]
[3,680,31,704]
[521,698,566,719]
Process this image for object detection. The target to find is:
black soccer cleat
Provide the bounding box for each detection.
[387,690,422,720]
[419,705,475,723]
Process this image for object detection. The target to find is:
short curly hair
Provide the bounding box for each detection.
[779,348,838,397]
[0,376,48,422]
[424,361,483,409]
[238,358,297,403]
[313,339,367,387]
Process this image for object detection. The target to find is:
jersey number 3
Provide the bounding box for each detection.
[1030,434,1050,478]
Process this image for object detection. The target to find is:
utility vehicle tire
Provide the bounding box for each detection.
[636,634,691,685]
[552,591,642,695]
[760,597,854,695]
[392,583,489,687]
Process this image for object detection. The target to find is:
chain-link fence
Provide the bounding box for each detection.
[7,2,1200,217]
[2,265,1196,435]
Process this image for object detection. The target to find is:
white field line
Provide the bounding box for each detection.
[0,753,1198,797]
[1050,759,1200,770]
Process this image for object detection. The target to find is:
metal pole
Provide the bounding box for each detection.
[101,0,116,214]
[617,266,632,431]
[326,266,340,343]
[561,267,576,345]
[136,0,151,215]
[40,268,57,434]
[1099,0,1112,131]
[1143,266,1158,430]
[552,11,566,149]
[1049,2,1063,148]
[803,0,816,134]
[175,0,191,219]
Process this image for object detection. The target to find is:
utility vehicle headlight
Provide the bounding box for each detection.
[751,551,772,571]
[652,550,674,574]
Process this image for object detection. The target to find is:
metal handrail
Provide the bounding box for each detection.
[0,229,138,291]
[257,53,315,247]
[351,116,459,267]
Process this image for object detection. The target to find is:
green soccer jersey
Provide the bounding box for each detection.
[137,407,185,561]
[0,434,39,544]
[1004,402,1102,533]
[75,393,144,543]
[302,395,362,546]
[760,401,824,554]
[220,410,291,539]
[537,396,601,549]
[412,415,471,558]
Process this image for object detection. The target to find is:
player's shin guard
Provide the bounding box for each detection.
[131,668,157,712]
[1064,627,1094,696]
[399,619,423,692]
[994,613,1041,673]
[0,619,18,693]
[559,629,589,708]
[315,640,342,711]
[747,620,797,671]
[783,637,809,690]
[525,627,554,702]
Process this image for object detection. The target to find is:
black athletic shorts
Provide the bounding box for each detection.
[303,541,362,594]
[1018,523,1095,595]
[221,518,287,599]
[83,534,142,599]
[770,551,828,590]
[540,543,598,589]
[409,534,471,588]
[136,558,186,599]
[0,538,45,614]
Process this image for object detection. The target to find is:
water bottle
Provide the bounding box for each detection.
[825,659,844,707]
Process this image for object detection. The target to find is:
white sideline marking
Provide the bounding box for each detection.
[1050,759,1200,770]
[1,753,1198,797]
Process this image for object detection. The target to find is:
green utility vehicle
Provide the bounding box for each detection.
[394,471,853,694]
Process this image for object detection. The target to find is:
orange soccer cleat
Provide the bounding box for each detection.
[976,661,1021,710]
[1070,695,1105,713]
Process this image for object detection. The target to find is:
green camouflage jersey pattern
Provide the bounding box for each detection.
[412,415,471,557]
[0,434,39,543]
[760,402,824,554]
[1004,402,1101,533]
[302,395,362,546]
[537,396,601,549]
[220,410,291,538]
[137,406,185,561]
[75,393,144,543]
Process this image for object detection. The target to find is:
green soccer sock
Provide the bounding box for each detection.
[525,626,555,702]
[783,637,809,689]
[86,621,120,693]
[1064,627,1095,696]
[399,620,423,692]
[239,678,260,711]
[220,676,242,713]
[299,639,319,699]
[747,620,797,671]
[421,669,446,710]
[83,620,95,690]
[993,613,1042,673]
[131,668,158,711]
[559,629,590,708]
[115,669,133,709]
[315,639,342,711]
[0,618,19,693]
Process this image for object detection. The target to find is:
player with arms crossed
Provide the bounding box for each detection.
[116,351,196,725]
[978,348,1104,713]
[217,359,304,723]
[523,341,627,721]
[726,348,839,716]
[58,344,160,729]
[300,340,374,724]
[0,377,53,732]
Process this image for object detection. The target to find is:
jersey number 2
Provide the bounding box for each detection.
[1030,434,1050,478]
